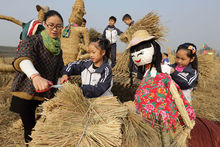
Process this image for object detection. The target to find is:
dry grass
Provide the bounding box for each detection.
[29,83,127,147]
[0,52,219,146]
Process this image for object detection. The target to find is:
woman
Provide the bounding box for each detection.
[10,10,64,143]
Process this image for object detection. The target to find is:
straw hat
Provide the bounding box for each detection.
[36,5,50,13]
[126,30,155,50]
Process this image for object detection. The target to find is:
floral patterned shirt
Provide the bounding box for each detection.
[135,71,196,131]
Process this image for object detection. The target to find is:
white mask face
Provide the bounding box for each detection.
[131,44,154,66]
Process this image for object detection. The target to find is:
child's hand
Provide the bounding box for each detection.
[170,67,175,74]
[60,74,69,84]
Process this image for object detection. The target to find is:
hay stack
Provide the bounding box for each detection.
[0,55,14,72]
[197,54,216,88]
[120,11,167,44]
[29,83,127,147]
[122,101,162,147]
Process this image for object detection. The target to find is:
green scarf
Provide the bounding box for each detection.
[41,30,61,55]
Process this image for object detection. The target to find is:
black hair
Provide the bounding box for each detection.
[82,18,87,23]
[163,52,168,57]
[122,14,132,21]
[109,16,117,22]
[90,38,111,59]
[129,40,162,85]
[176,43,198,71]
[44,10,63,23]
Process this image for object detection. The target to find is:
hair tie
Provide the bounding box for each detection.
[188,45,196,54]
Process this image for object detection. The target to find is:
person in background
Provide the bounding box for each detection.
[170,43,198,103]
[10,10,64,144]
[122,14,138,76]
[162,52,170,65]
[81,18,87,27]
[122,13,135,27]
[60,38,113,98]
[102,16,122,68]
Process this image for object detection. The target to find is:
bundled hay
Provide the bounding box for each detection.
[197,54,216,88]
[120,11,167,43]
[29,83,127,147]
[192,56,220,122]
[122,101,162,147]
[0,55,14,72]
[0,15,22,26]
[89,28,101,41]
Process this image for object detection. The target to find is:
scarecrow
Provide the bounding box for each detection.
[61,0,90,64]
[126,30,196,146]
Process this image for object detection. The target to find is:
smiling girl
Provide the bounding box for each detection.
[170,43,198,102]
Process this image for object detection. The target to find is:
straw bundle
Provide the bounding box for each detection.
[29,83,127,147]
[61,27,89,64]
[68,0,86,25]
[0,15,22,26]
[120,11,167,43]
[191,56,220,122]
[197,54,216,88]
[0,55,14,72]
[121,101,161,147]
[167,46,175,64]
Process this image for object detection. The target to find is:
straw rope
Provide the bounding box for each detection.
[0,15,22,26]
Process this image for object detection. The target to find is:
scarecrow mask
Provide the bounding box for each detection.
[127,30,156,67]
[131,43,154,66]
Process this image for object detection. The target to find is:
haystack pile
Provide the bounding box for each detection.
[0,54,14,72]
[29,83,128,147]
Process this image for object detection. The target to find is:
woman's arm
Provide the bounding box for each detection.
[19,59,50,91]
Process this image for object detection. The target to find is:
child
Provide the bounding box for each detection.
[60,38,113,98]
[81,18,86,27]
[170,43,198,102]
[102,16,122,68]
[122,14,135,27]
[162,52,170,65]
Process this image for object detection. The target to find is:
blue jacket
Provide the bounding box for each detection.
[102,25,122,44]
[62,59,113,98]
[170,63,198,90]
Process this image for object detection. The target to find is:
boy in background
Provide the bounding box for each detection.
[122,14,134,27]
[162,52,170,65]
[122,14,137,76]
[102,16,122,68]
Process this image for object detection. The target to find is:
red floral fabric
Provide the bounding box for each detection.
[135,71,196,131]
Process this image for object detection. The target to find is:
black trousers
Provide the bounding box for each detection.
[110,43,117,68]
[10,96,42,143]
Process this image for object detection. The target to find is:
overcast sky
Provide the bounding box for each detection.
[0,0,220,53]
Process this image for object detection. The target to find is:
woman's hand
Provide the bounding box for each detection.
[60,74,69,84]
[31,74,50,92]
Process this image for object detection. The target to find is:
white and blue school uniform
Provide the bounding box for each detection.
[62,59,113,98]
[170,63,198,102]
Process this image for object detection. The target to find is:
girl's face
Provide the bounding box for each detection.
[175,49,194,67]
[131,44,154,66]
[89,43,105,67]
[44,15,63,39]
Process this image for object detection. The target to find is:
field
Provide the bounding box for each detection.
[0,49,219,146]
